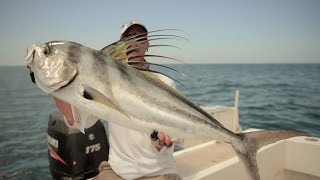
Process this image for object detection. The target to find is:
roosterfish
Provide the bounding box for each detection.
[25,33,308,180]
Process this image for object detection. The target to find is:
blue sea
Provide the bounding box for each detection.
[0,64,320,179]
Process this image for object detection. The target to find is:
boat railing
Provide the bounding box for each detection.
[201,90,242,133]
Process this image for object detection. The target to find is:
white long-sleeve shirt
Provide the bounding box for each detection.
[108,74,178,179]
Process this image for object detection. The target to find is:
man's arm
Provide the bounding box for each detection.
[53,97,75,126]
[150,75,178,151]
[28,66,75,127]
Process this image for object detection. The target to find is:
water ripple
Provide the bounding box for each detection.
[1,64,320,179]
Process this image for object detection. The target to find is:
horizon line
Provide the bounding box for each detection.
[2,62,320,67]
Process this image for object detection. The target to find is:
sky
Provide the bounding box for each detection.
[1,0,320,65]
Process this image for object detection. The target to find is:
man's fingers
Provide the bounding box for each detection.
[158,132,165,142]
[159,132,172,147]
[151,131,173,150]
[164,135,172,147]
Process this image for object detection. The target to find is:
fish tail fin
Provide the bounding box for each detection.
[233,130,308,180]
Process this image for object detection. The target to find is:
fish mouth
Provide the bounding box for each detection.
[25,47,36,64]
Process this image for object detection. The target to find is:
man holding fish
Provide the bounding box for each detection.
[26,16,308,179]
[45,20,182,180]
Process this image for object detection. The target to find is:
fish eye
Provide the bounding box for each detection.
[43,46,51,55]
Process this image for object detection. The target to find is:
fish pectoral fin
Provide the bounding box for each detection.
[82,85,129,118]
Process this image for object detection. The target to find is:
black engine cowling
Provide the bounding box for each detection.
[47,111,109,179]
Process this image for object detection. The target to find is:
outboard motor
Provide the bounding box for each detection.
[47,111,109,179]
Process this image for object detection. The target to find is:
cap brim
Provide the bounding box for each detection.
[121,24,148,38]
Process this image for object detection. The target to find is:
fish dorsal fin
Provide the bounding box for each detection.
[101,33,150,63]
[100,40,129,62]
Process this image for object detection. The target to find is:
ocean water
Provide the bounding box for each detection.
[0,64,320,179]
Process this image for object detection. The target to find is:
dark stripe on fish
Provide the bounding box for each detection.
[92,51,107,66]
[140,90,219,129]
[137,72,231,133]
[91,51,108,78]
[66,42,82,63]
[115,60,131,82]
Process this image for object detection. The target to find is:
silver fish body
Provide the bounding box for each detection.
[26,41,308,180]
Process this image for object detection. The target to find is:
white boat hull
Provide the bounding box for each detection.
[174,135,320,180]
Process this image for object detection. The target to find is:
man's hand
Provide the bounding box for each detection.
[150,130,173,151]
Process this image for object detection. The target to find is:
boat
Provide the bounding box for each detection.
[47,90,319,179]
[174,90,320,180]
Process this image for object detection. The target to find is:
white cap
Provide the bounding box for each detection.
[120,20,148,38]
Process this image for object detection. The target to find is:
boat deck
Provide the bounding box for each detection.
[174,140,236,179]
